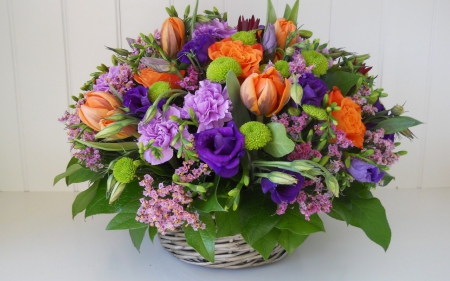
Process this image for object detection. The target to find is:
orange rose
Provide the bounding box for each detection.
[328,87,366,148]
[134,68,184,89]
[208,38,263,79]
[240,67,291,117]
[161,17,185,59]
[274,18,298,49]
[78,92,135,139]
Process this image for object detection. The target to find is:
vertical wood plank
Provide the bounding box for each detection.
[421,0,450,188]
[9,0,69,191]
[119,0,170,49]
[380,0,434,188]
[297,0,332,42]
[173,0,225,18]
[0,0,25,191]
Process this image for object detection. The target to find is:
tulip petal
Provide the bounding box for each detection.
[78,106,109,131]
[240,73,261,115]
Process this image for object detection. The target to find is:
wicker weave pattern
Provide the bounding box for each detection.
[159,230,287,269]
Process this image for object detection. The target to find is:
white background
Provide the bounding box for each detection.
[1,0,449,280]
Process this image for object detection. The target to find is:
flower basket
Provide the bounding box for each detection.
[159,230,287,269]
[55,0,423,268]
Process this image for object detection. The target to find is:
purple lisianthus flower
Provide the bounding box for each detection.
[262,24,276,56]
[194,121,245,178]
[193,18,236,39]
[123,85,151,118]
[138,106,189,165]
[182,80,232,132]
[298,73,327,106]
[178,34,216,65]
[261,170,304,204]
[348,158,385,183]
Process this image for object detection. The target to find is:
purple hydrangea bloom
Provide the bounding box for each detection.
[347,158,385,183]
[177,34,216,65]
[123,85,151,118]
[261,170,304,204]
[93,64,134,96]
[182,80,232,132]
[298,73,328,106]
[194,121,245,178]
[138,106,189,165]
[193,19,236,39]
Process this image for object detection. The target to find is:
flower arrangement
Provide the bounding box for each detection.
[55,0,422,263]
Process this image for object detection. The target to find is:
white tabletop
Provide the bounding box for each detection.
[1,188,449,281]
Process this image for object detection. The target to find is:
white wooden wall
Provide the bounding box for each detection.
[1,0,449,192]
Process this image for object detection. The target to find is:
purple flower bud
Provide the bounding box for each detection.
[262,24,277,56]
[347,158,385,183]
[298,73,328,107]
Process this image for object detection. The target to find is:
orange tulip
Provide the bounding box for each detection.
[328,86,366,148]
[274,18,298,49]
[240,67,291,117]
[134,67,184,89]
[78,92,135,139]
[208,38,263,79]
[161,17,185,59]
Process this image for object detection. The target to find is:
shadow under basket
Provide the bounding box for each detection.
[158,229,287,269]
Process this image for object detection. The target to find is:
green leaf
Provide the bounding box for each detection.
[129,226,148,252]
[287,0,299,25]
[148,226,158,243]
[239,189,280,245]
[381,172,395,187]
[321,71,361,95]
[65,157,79,186]
[192,176,226,213]
[72,179,100,219]
[106,200,148,230]
[226,70,251,129]
[67,166,101,185]
[215,208,242,238]
[266,0,277,25]
[283,4,291,19]
[85,179,143,218]
[54,163,83,186]
[374,116,423,134]
[331,185,391,251]
[277,229,308,254]
[250,228,281,260]
[263,122,295,157]
[184,212,216,263]
[74,139,138,151]
[275,206,325,235]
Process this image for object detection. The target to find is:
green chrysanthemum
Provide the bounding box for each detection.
[113,157,136,183]
[302,50,329,76]
[231,31,257,45]
[239,121,272,150]
[148,81,171,102]
[274,60,291,78]
[302,104,328,120]
[206,57,242,83]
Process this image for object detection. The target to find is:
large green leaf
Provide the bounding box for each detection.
[106,200,147,230]
[249,228,281,260]
[266,0,277,25]
[129,226,148,252]
[54,163,83,186]
[331,184,391,251]
[192,176,226,213]
[184,212,216,263]
[277,229,309,254]
[263,122,295,157]
[287,0,299,25]
[67,166,102,185]
[74,139,138,151]
[148,226,158,243]
[239,189,280,245]
[72,179,100,219]
[321,71,361,95]
[215,208,242,238]
[374,116,423,134]
[226,71,251,129]
[275,207,325,235]
[85,179,143,218]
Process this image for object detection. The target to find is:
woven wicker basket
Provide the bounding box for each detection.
[158,229,287,269]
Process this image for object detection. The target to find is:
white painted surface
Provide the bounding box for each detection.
[0,0,449,191]
[1,188,449,280]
